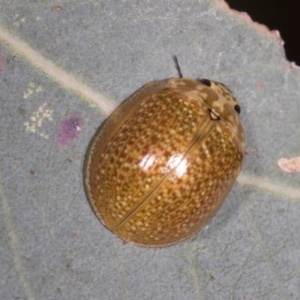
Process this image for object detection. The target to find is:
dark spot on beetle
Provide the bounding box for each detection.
[234,104,241,114]
[198,79,211,87]
[150,136,158,143]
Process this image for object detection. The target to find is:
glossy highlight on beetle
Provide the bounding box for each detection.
[84,77,245,248]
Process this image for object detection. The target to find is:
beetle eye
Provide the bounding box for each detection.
[234,104,241,114]
[198,79,211,87]
[208,109,220,120]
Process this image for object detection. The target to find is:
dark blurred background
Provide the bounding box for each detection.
[226,0,300,65]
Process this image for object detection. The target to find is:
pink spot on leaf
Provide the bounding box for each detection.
[57,113,84,146]
[278,157,300,173]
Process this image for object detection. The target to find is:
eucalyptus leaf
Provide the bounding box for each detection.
[1,1,299,299]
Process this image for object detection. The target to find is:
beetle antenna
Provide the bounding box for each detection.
[173,55,183,78]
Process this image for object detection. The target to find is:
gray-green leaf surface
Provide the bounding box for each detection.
[1,1,299,299]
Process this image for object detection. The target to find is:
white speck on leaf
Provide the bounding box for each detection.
[23,82,43,99]
[278,157,300,173]
[24,102,53,139]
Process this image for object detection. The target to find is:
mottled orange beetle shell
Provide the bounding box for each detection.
[84,78,245,248]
